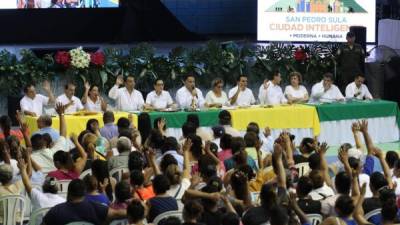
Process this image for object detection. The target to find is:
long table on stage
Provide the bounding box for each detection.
[310,100,400,145]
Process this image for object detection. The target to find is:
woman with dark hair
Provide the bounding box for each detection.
[86,119,100,134]
[187,114,213,141]
[223,137,257,171]
[82,82,107,112]
[85,120,108,155]
[110,181,132,210]
[182,200,205,225]
[47,134,87,180]
[146,174,178,223]
[91,159,115,202]
[138,112,152,143]
[230,170,252,210]
[84,175,110,206]
[0,115,23,140]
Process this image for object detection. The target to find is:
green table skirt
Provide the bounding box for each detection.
[310,100,400,126]
[146,109,221,128]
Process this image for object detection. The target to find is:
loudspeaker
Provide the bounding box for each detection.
[350,26,367,54]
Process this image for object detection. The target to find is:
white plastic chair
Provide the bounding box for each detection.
[306,214,323,225]
[66,222,95,225]
[79,169,92,179]
[56,180,71,198]
[295,162,310,177]
[365,208,382,221]
[28,207,51,225]
[153,210,183,225]
[0,195,26,225]
[109,219,129,225]
[109,167,129,182]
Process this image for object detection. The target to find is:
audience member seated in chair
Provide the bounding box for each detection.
[42,179,126,225]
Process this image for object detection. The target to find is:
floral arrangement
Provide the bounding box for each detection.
[0,41,339,96]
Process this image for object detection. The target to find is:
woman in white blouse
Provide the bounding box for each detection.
[82,82,107,112]
[284,72,309,103]
[205,78,229,108]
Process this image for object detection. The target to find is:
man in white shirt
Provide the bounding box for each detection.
[145,79,175,110]
[258,72,287,105]
[56,83,84,114]
[108,75,145,112]
[20,81,55,117]
[310,73,345,103]
[228,75,256,106]
[345,74,373,100]
[175,74,205,109]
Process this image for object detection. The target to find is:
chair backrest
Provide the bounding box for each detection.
[0,195,26,225]
[109,219,129,225]
[79,169,92,179]
[66,222,95,225]
[295,162,310,177]
[365,208,382,221]
[306,214,323,225]
[153,210,183,225]
[56,180,71,199]
[109,167,129,181]
[28,207,51,225]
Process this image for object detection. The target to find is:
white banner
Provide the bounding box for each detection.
[258,0,376,42]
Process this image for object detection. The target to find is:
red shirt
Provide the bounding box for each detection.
[218,149,233,162]
[48,169,80,180]
[0,130,24,140]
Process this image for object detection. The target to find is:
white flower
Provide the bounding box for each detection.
[69,47,90,69]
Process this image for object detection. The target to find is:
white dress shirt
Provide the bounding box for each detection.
[205,91,229,106]
[145,90,174,110]
[258,81,287,105]
[284,85,308,99]
[84,97,103,112]
[310,81,344,103]
[345,82,373,100]
[228,86,256,106]
[175,86,205,109]
[108,86,144,111]
[20,94,49,116]
[56,94,84,114]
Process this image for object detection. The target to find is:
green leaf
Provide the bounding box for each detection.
[99,71,108,87]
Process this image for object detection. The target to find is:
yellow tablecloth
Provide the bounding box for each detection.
[25,112,138,136]
[228,105,321,136]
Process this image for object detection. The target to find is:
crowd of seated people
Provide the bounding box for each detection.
[0,90,397,225]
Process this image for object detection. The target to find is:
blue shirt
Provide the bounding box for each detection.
[100,123,119,140]
[32,127,60,142]
[85,194,110,206]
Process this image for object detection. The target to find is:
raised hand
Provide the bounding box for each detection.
[372,147,384,159]
[70,133,78,142]
[183,138,193,152]
[338,147,348,164]
[263,79,270,90]
[359,120,368,133]
[351,122,360,133]
[17,158,26,171]
[115,75,124,86]
[157,118,166,131]
[273,143,283,158]
[42,80,51,92]
[317,142,328,154]
[55,103,66,115]
[84,81,91,90]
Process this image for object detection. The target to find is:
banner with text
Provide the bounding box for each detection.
[258,0,376,42]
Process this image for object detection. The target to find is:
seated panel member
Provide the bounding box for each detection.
[284,72,309,103]
[108,75,145,112]
[20,81,55,117]
[82,82,107,112]
[310,72,344,103]
[176,74,205,109]
[258,71,287,105]
[228,75,256,106]
[345,74,373,100]
[145,79,175,110]
[205,78,229,108]
[56,83,84,114]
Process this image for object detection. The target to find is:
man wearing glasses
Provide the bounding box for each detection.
[145,79,175,110]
